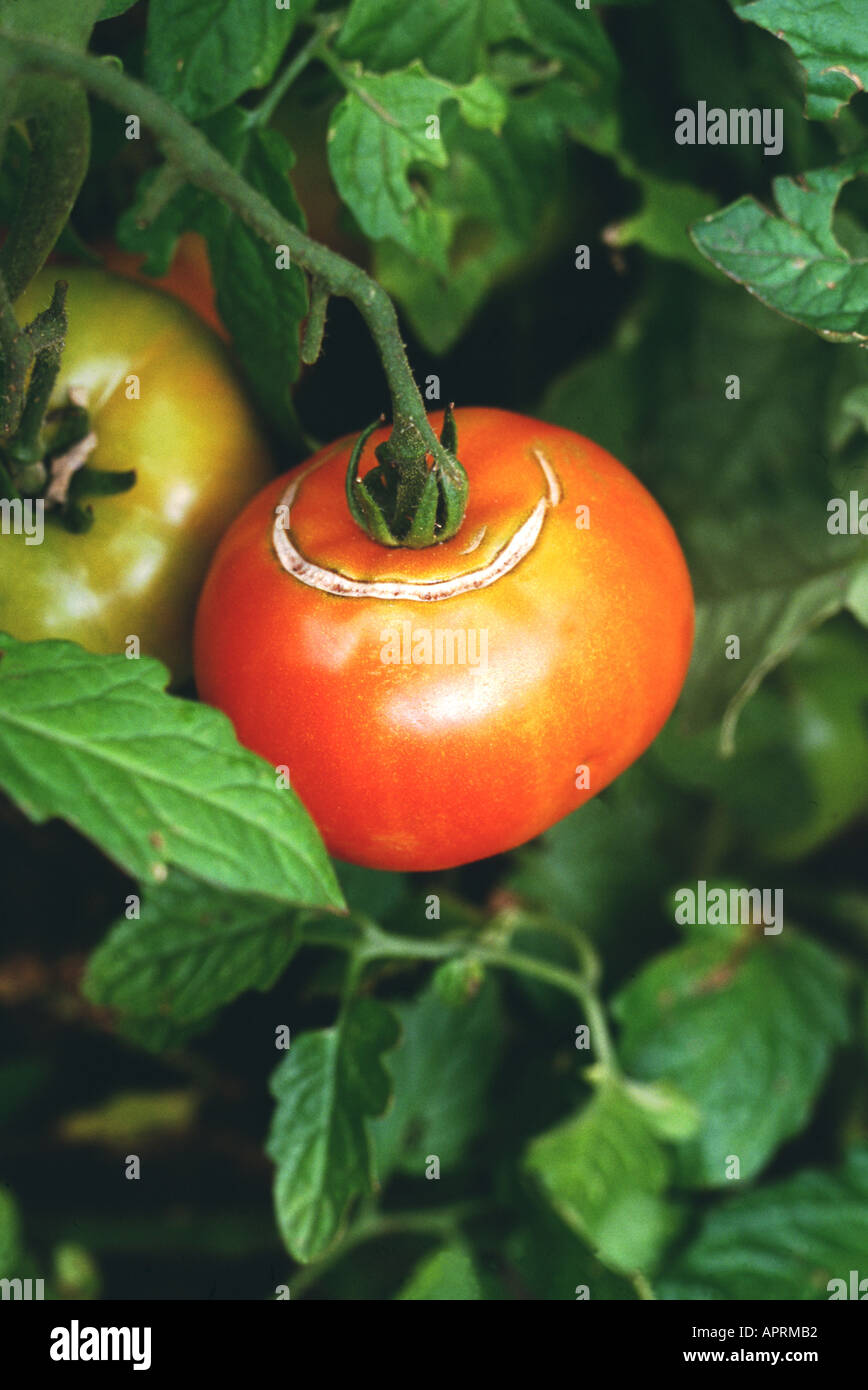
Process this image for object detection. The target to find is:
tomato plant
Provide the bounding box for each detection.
[1,268,271,681]
[0,0,866,1325]
[195,408,693,870]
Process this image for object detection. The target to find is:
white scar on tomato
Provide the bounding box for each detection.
[271,448,562,602]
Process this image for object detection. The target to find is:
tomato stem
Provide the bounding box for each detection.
[134,161,186,227]
[0,32,470,548]
[246,21,337,129]
[0,274,66,452]
[346,403,468,546]
[300,276,330,365]
[6,296,66,465]
[331,916,624,1079]
[630,1271,658,1301]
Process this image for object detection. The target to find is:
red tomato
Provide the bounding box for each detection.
[194,409,694,870]
[100,232,228,341]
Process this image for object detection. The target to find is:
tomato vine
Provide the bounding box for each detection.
[0,28,469,544]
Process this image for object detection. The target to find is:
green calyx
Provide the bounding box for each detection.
[345,404,468,548]
[0,275,137,535]
[1,384,137,536]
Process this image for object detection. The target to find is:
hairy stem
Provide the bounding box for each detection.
[0,272,67,447]
[630,1270,658,1301]
[301,276,330,364]
[354,920,622,1077]
[248,21,337,128]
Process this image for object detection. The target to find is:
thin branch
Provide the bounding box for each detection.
[134,160,186,228]
[248,21,337,128]
[354,919,623,1078]
[300,276,330,364]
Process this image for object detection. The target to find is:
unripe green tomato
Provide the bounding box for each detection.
[1,269,271,682]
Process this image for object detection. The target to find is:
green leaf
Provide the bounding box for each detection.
[144,0,311,120]
[511,0,620,153]
[620,1077,702,1143]
[731,0,868,120]
[373,978,501,1180]
[613,929,851,1186]
[110,1011,215,1055]
[206,120,307,436]
[432,955,486,1008]
[607,170,718,276]
[540,266,868,737]
[0,1186,22,1278]
[454,73,510,130]
[746,625,868,857]
[513,0,618,87]
[337,0,489,83]
[97,0,137,18]
[375,89,569,353]
[510,764,675,941]
[693,557,868,753]
[396,1244,482,1300]
[327,62,506,271]
[0,127,30,234]
[115,170,205,276]
[117,110,307,438]
[525,1078,679,1274]
[267,999,400,1262]
[334,861,408,921]
[660,1146,868,1299]
[84,873,302,1029]
[0,636,344,911]
[505,1193,638,1300]
[649,684,817,853]
[0,0,103,45]
[691,155,868,344]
